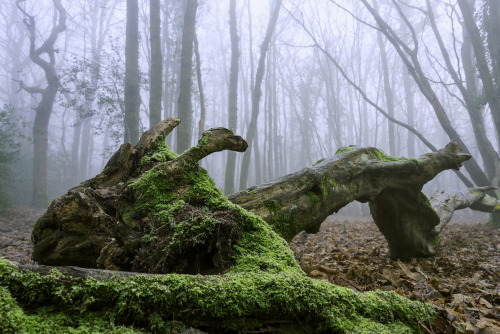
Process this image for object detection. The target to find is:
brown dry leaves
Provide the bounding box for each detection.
[290,216,500,334]
[0,208,42,264]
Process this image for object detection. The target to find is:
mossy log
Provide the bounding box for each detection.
[230,142,499,259]
[1,257,435,333]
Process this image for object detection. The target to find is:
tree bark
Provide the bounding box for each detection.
[374,0,396,156]
[176,0,198,153]
[230,143,497,259]
[238,0,282,190]
[194,31,206,139]
[360,0,491,188]
[149,0,162,129]
[15,0,66,208]
[124,0,141,145]
[224,0,240,195]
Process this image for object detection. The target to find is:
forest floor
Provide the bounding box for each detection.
[290,215,500,334]
[1,208,499,333]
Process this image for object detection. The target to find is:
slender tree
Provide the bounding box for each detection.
[374,0,396,156]
[224,0,240,195]
[194,31,206,139]
[239,0,282,190]
[124,0,140,144]
[149,0,162,128]
[176,0,198,153]
[15,0,66,207]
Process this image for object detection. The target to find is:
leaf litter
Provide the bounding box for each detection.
[290,215,500,333]
[1,208,499,333]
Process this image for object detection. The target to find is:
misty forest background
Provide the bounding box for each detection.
[1,0,499,221]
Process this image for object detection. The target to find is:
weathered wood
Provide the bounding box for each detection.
[14,262,157,281]
[430,186,500,233]
[32,118,491,269]
[230,143,471,243]
[32,119,247,273]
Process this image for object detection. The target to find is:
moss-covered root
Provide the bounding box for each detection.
[1,257,434,333]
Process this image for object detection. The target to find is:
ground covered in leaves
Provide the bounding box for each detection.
[290,215,500,334]
[1,208,499,333]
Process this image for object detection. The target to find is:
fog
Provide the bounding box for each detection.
[0,0,498,217]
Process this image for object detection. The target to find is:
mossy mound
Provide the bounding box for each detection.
[32,119,252,274]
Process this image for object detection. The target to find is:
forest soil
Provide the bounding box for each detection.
[1,208,499,333]
[291,215,500,333]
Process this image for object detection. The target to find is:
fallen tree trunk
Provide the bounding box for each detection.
[230,143,471,239]
[230,144,499,259]
[0,257,435,333]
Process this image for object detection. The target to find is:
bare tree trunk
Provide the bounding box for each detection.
[124,0,141,145]
[149,0,162,129]
[70,119,82,186]
[224,0,240,195]
[230,142,498,259]
[374,0,396,156]
[402,66,415,157]
[239,0,282,190]
[194,31,206,139]
[161,2,171,121]
[79,118,92,181]
[360,0,490,188]
[15,0,67,207]
[176,0,198,153]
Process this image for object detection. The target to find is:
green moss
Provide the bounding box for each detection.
[140,135,178,166]
[0,257,435,333]
[308,191,318,207]
[431,235,441,247]
[372,148,418,163]
[312,158,325,166]
[320,176,337,196]
[335,145,356,154]
[245,187,259,194]
[168,216,218,250]
[266,214,301,244]
[0,286,23,333]
[417,192,434,211]
[264,199,281,215]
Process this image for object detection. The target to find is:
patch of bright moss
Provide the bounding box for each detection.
[0,257,435,333]
[264,199,281,215]
[312,158,325,166]
[308,191,319,207]
[140,135,178,166]
[245,187,259,194]
[417,192,434,211]
[373,148,418,163]
[320,176,337,196]
[335,145,356,154]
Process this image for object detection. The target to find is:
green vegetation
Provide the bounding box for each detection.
[372,148,418,163]
[335,145,357,154]
[307,191,319,207]
[0,104,25,209]
[140,136,178,165]
[312,157,325,166]
[320,176,338,196]
[264,199,281,214]
[245,186,259,194]
[3,139,437,332]
[0,257,434,333]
